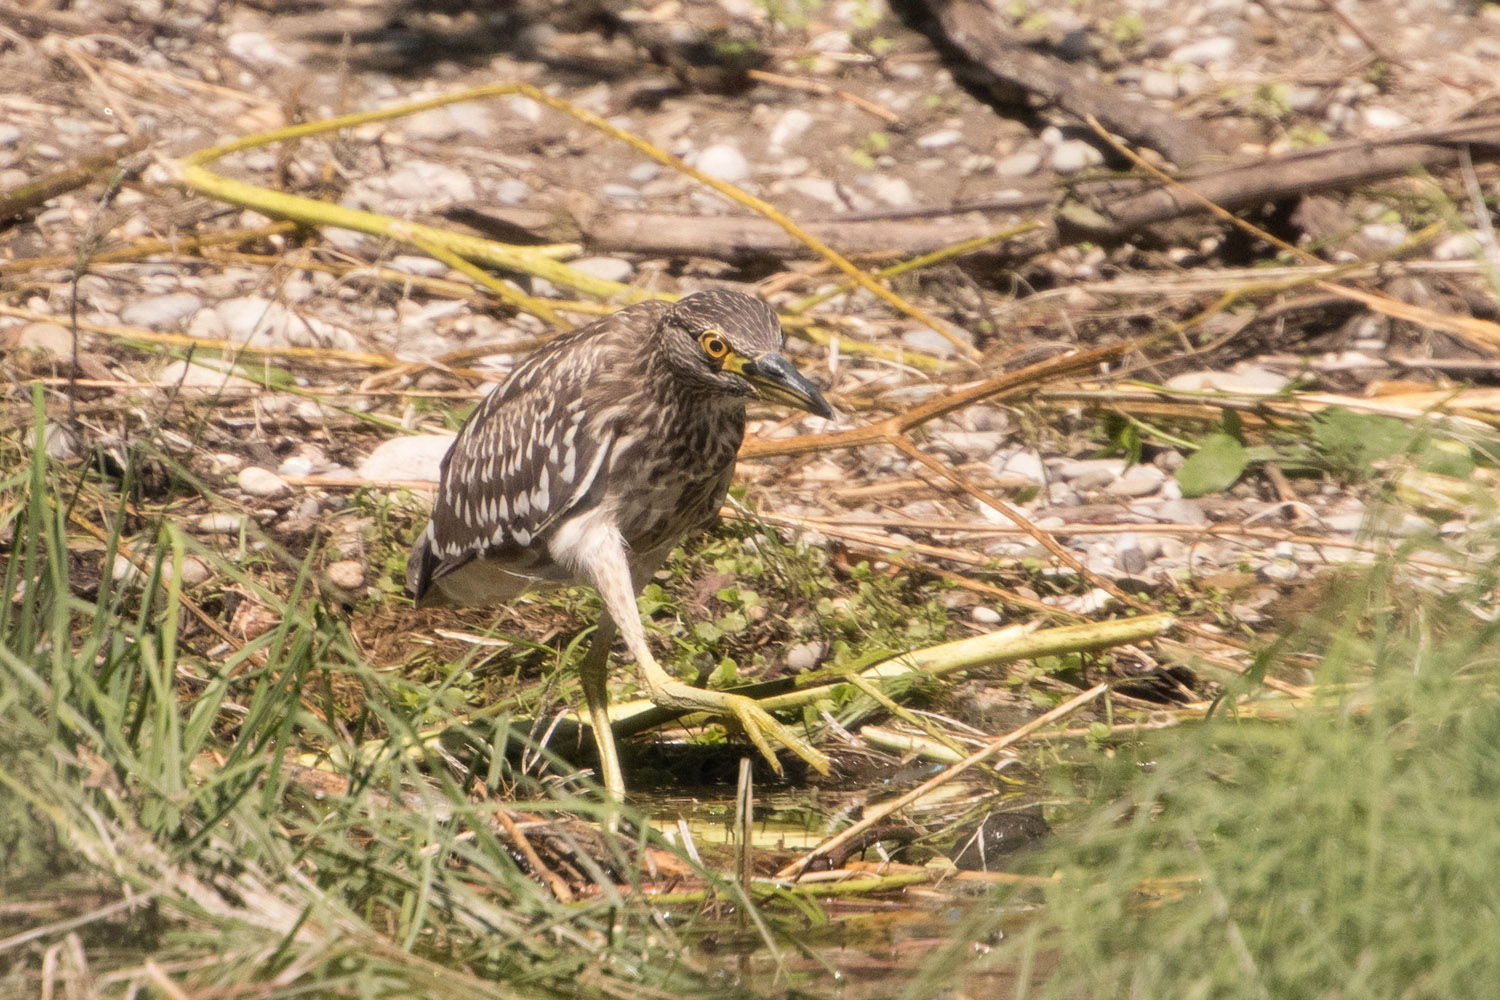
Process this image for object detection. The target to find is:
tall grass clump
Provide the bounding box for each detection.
[911,522,1500,999]
[0,394,779,999]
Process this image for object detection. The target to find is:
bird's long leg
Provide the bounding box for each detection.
[587,541,831,777]
[577,614,625,802]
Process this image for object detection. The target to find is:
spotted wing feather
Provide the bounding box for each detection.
[407,301,673,604]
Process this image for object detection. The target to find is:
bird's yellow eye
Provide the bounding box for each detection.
[699,331,730,361]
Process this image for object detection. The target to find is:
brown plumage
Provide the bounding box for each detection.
[408,290,833,798]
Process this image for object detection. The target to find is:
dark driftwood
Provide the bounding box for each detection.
[917,0,1224,167]
[1077,116,1500,239]
[451,116,1500,263]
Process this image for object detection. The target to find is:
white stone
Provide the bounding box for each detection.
[566,256,635,283]
[1362,106,1410,130]
[769,109,814,152]
[13,322,73,360]
[195,513,246,535]
[156,360,258,394]
[326,560,365,589]
[870,176,915,207]
[1051,140,1104,173]
[237,466,290,498]
[1432,234,1480,261]
[995,150,1043,177]
[358,434,455,483]
[385,161,475,203]
[121,293,202,328]
[695,143,751,183]
[901,326,973,359]
[917,128,964,150]
[1168,36,1236,65]
[1105,464,1166,497]
[1360,222,1408,248]
[991,449,1046,484]
[971,606,1002,625]
[784,640,825,671]
[1141,71,1181,100]
[0,123,20,146]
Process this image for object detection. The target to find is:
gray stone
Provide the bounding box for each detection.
[1106,465,1166,497]
[385,161,475,202]
[358,434,455,482]
[121,292,202,328]
[1055,457,1128,482]
[991,449,1046,484]
[237,466,290,498]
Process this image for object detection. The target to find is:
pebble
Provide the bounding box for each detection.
[769,108,814,152]
[995,149,1042,177]
[566,256,635,283]
[156,360,258,394]
[782,176,843,209]
[493,179,531,205]
[237,466,290,498]
[971,606,1002,625]
[1141,71,1181,100]
[1106,464,1166,498]
[167,556,213,587]
[1056,457,1127,483]
[626,163,660,185]
[869,176,916,207]
[1155,498,1209,525]
[358,434,455,482]
[0,123,20,146]
[12,322,74,360]
[695,143,751,183]
[385,160,475,202]
[1362,107,1410,130]
[1168,36,1236,65]
[325,560,365,589]
[42,423,78,461]
[901,326,974,359]
[1432,234,1478,260]
[121,293,202,328]
[1165,367,1290,394]
[1360,223,1408,248]
[1051,140,1104,173]
[917,128,964,150]
[195,513,245,535]
[784,640,825,671]
[991,448,1046,484]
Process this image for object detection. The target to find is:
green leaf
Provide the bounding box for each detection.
[1177,432,1250,496]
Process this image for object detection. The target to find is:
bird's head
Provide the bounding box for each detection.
[662,290,833,419]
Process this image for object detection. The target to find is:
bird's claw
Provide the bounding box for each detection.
[722,693,832,777]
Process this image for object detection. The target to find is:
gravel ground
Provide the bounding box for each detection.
[2,0,1499,672]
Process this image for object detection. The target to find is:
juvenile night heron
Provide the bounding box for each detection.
[407,290,834,798]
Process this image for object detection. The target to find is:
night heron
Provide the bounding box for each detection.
[407,290,834,799]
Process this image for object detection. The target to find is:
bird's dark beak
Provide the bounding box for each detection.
[739,352,834,419]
